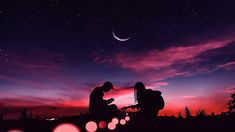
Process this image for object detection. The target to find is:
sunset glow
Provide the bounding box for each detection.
[1,0,235,120]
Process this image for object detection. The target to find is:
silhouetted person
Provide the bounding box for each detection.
[89,81,117,119]
[135,82,164,115]
[126,82,165,130]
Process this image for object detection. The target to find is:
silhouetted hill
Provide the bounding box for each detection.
[1,113,235,132]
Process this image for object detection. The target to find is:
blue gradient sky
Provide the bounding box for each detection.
[0,0,235,119]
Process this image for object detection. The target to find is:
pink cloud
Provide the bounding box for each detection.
[181,95,197,99]
[155,82,169,86]
[219,86,235,94]
[217,61,235,70]
[115,38,234,72]
[61,99,89,107]
[104,86,134,98]
[89,35,235,83]
[145,82,169,89]
[0,95,64,107]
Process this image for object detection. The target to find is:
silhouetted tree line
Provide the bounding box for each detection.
[18,108,39,121]
[178,112,183,118]
[175,88,235,119]
[185,106,191,118]
[227,88,235,115]
[196,109,206,117]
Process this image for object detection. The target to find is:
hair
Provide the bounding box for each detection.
[103,81,113,89]
[134,82,146,103]
[134,88,138,103]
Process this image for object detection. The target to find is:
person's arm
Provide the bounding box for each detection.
[121,104,140,110]
[134,104,140,109]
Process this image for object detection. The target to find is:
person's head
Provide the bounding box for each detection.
[134,82,146,91]
[102,81,113,92]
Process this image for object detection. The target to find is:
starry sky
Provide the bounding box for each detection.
[1,0,235,119]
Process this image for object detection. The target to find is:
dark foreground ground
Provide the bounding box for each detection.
[1,113,234,132]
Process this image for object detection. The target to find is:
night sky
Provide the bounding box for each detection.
[1,0,235,119]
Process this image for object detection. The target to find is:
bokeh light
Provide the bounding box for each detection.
[85,121,98,132]
[111,117,119,125]
[98,121,107,129]
[53,123,80,132]
[108,122,116,130]
[7,129,24,132]
[120,119,126,125]
[125,116,130,121]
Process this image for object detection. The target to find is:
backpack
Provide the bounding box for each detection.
[146,89,165,110]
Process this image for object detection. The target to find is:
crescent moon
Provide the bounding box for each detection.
[112,31,131,42]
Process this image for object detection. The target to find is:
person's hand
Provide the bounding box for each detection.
[107,98,114,104]
[130,105,137,109]
[109,98,114,102]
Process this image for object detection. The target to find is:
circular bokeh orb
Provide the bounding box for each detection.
[53,123,80,132]
[120,119,126,125]
[85,121,98,132]
[98,121,107,129]
[108,122,116,130]
[7,129,24,132]
[111,117,119,125]
[125,116,130,121]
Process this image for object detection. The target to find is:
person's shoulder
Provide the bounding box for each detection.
[91,87,102,93]
[147,89,162,95]
[90,87,103,97]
